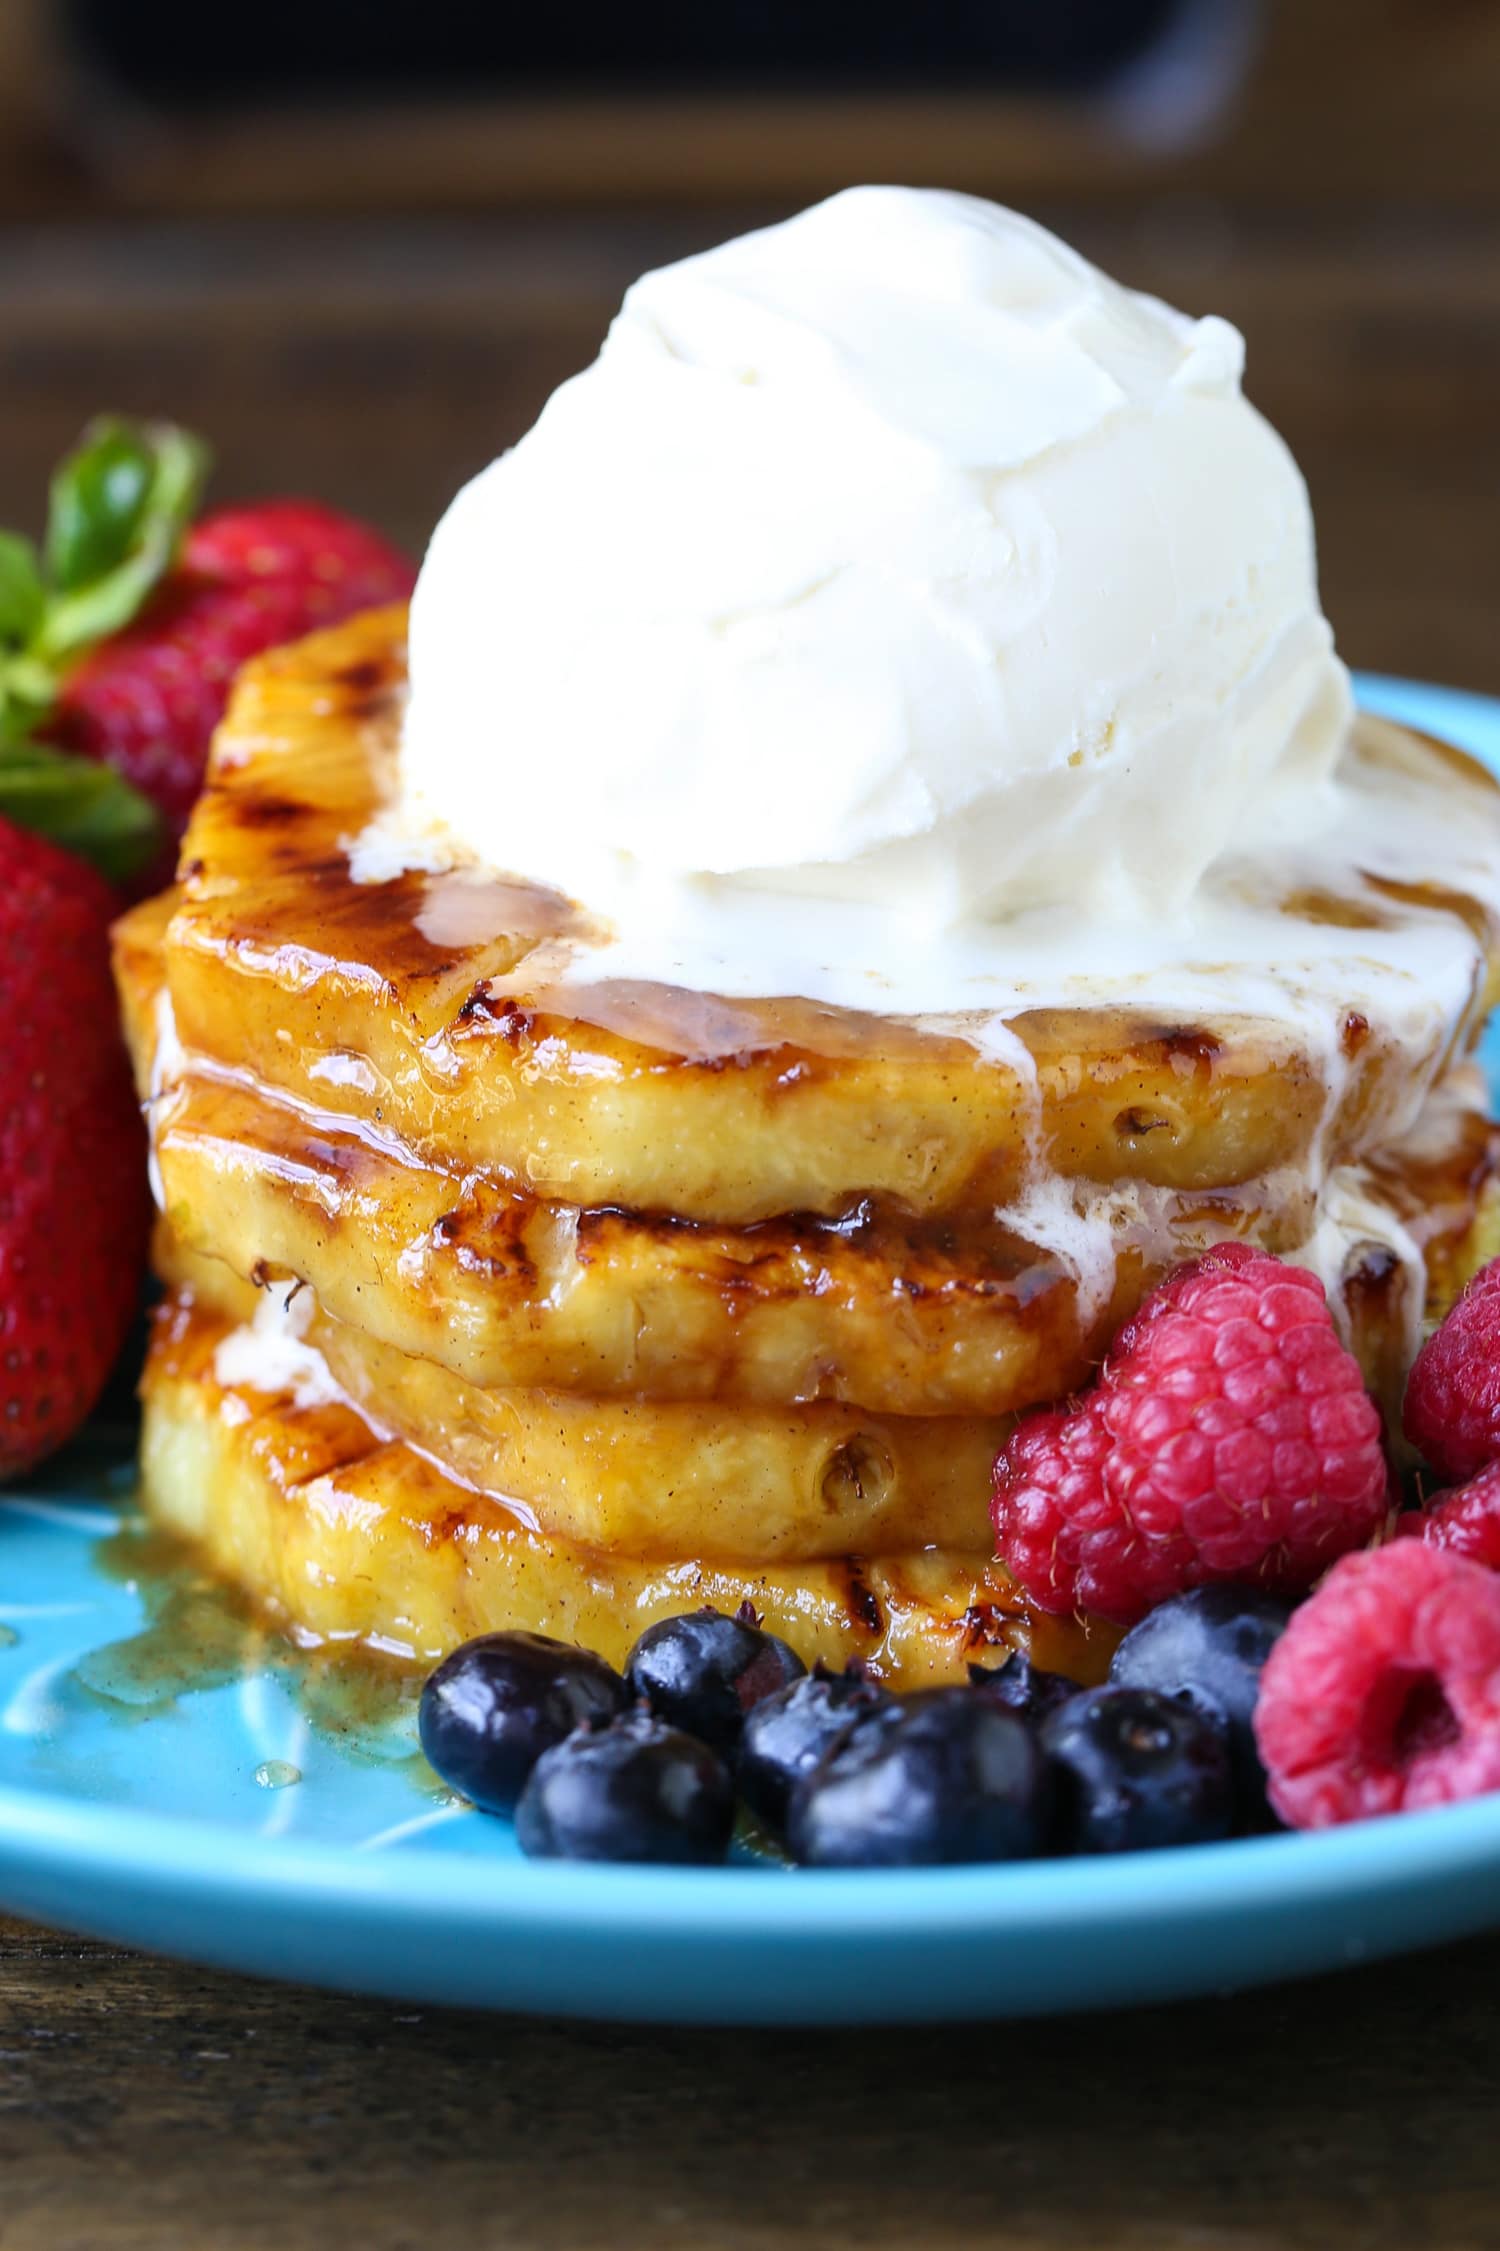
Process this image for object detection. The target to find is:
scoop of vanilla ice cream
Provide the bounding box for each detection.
[402,186,1351,928]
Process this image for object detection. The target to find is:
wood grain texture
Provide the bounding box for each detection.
[1,1912,1499,2249]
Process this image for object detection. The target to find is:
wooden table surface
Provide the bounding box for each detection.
[3,1912,1500,2250]
[1,203,1500,2247]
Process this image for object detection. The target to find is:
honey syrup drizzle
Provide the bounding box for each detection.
[144,615,1500,1400]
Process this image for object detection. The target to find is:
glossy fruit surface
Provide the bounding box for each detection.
[1255,1541,1500,1826]
[515,1709,734,1865]
[625,1605,806,1754]
[1403,1259,1500,1484]
[993,1246,1388,1624]
[786,1688,1050,1868]
[737,1664,893,1829]
[1109,1585,1293,1826]
[419,1632,626,1815]
[1395,1462,1500,1569]
[0,816,148,1475]
[1041,1686,1234,1854]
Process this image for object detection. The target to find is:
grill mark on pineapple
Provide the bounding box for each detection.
[431,1206,537,1291]
[331,655,392,693]
[573,1196,1074,1311]
[840,1559,884,1638]
[329,655,402,721]
[958,1601,1013,1654]
[453,988,535,1041]
[1156,1025,1224,1074]
[230,792,313,833]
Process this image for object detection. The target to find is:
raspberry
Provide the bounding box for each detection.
[992,1246,1388,1625]
[1394,1460,1500,1570]
[1403,1258,1500,1484]
[1254,1542,1500,1826]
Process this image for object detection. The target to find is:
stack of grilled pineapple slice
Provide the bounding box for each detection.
[112,610,1500,1682]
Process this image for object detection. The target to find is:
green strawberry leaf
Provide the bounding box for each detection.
[0,533,45,647]
[36,420,211,663]
[0,411,209,886]
[45,419,156,594]
[0,738,163,884]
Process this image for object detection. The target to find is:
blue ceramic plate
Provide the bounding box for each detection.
[1,672,1498,2026]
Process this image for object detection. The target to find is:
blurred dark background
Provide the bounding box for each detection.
[0,0,1498,689]
[58,0,1204,99]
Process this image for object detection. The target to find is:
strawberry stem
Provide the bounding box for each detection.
[35,421,210,663]
[0,415,212,883]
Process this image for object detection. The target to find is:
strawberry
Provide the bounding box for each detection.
[0,816,148,1476]
[0,418,415,883]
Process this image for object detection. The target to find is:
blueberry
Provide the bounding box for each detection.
[786,1687,1051,1868]
[1041,1685,1233,1854]
[418,1631,627,1814]
[968,1650,1080,1724]
[515,1709,734,1865]
[1108,1585,1293,1827]
[625,1604,806,1754]
[738,1662,894,1830]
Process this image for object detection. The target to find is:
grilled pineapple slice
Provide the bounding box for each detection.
[142,1129,1500,1689]
[157,1245,1009,1559]
[128,607,1499,1227]
[119,905,1500,1425]
[315,1318,1010,1562]
[141,1288,1113,1685]
[136,1066,1500,1437]
[156,1059,1500,1575]
[142,1071,1182,1418]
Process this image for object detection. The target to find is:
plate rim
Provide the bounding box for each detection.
[6,1764,1500,1937]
